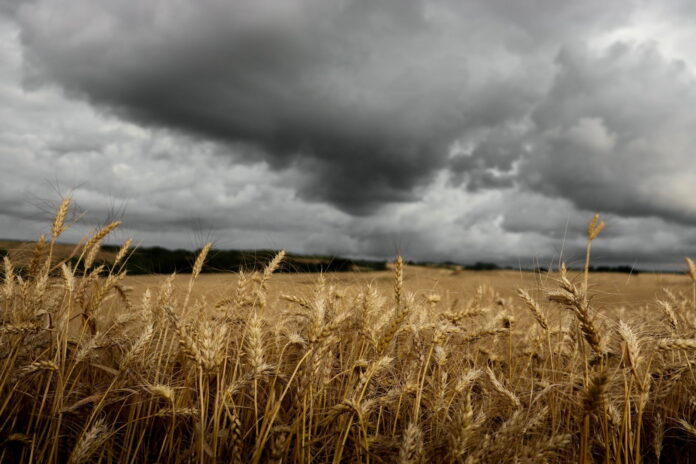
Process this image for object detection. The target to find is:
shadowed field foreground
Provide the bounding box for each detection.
[3,200,696,463]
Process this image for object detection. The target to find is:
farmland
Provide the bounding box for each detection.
[2,200,696,463]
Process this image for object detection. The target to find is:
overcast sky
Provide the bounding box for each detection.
[2,0,696,269]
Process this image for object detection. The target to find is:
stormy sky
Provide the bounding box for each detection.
[2,0,696,269]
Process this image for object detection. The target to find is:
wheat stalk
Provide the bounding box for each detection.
[398,422,424,464]
[68,419,109,464]
[687,257,696,311]
[657,338,696,351]
[617,320,641,370]
[517,288,549,330]
[113,238,133,267]
[394,255,404,309]
[0,322,41,335]
[27,234,46,279]
[20,360,59,376]
[51,198,71,242]
[582,370,608,414]
[584,213,605,294]
[686,257,696,282]
[2,256,15,299]
[485,366,521,409]
[676,418,696,438]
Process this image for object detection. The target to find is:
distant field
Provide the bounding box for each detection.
[120,266,691,315]
[4,238,685,309]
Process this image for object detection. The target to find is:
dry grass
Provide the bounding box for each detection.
[2,203,696,463]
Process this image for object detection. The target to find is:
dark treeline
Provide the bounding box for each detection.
[99,246,388,275]
[406,259,647,274]
[586,265,641,274]
[0,246,675,276]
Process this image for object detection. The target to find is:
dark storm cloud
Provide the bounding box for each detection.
[14,0,686,218]
[8,0,581,214]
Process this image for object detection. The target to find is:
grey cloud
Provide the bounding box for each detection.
[498,193,585,239]
[0,0,30,16]
[10,0,563,214]
[14,0,682,218]
[449,40,696,231]
[519,42,696,224]
[448,123,529,191]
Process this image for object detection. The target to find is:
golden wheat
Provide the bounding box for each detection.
[1,207,696,463]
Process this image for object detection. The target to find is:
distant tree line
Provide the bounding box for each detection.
[406,258,645,274]
[99,246,388,275]
[586,265,640,274]
[0,245,659,276]
[465,263,641,274]
[1,245,389,276]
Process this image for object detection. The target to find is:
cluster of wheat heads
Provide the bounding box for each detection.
[3,202,696,463]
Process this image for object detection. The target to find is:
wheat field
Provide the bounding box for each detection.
[3,199,696,463]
